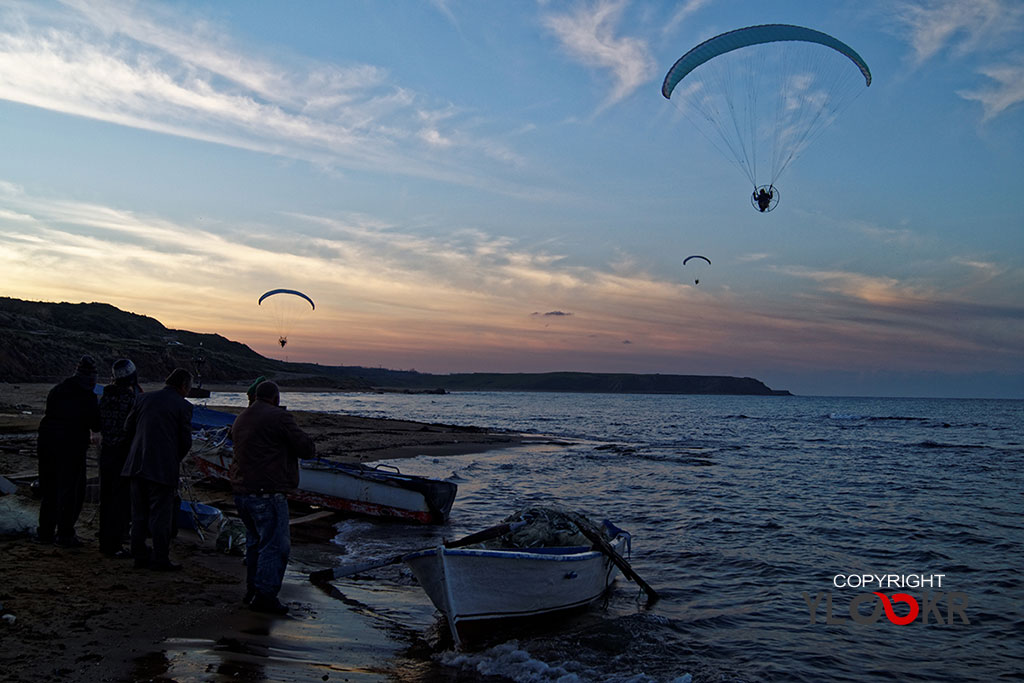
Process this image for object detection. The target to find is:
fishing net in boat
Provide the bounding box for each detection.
[190,426,232,458]
[181,425,232,484]
[481,505,604,549]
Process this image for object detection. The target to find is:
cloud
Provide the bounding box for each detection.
[429,0,459,29]
[957,58,1024,120]
[661,0,713,37]
[951,256,1004,283]
[776,266,933,306]
[0,0,533,193]
[542,0,655,107]
[893,0,1024,64]
[851,222,925,247]
[890,0,1024,119]
[2,182,1020,378]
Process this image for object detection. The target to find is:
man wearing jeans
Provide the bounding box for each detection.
[229,380,315,615]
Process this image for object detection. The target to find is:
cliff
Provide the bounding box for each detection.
[0,297,371,390]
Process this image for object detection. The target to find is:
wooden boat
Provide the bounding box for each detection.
[404,519,630,646]
[189,406,458,524]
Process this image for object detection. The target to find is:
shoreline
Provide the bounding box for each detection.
[0,382,540,463]
[0,381,542,682]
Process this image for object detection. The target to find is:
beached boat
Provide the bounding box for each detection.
[188,406,458,524]
[404,515,631,646]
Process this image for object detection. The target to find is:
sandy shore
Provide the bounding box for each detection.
[0,382,532,682]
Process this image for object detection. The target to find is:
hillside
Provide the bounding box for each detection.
[0,297,371,390]
[0,298,790,395]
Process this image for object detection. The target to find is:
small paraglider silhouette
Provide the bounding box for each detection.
[258,289,315,349]
[682,255,711,284]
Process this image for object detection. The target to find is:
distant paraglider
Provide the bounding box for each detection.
[682,255,711,284]
[258,289,315,349]
[662,24,871,211]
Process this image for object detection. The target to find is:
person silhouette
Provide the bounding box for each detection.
[754,187,774,212]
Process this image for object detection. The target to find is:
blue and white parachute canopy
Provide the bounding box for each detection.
[662,24,871,99]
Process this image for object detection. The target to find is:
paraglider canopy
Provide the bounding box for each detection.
[682,255,711,285]
[662,24,870,210]
[258,289,315,349]
[662,24,871,98]
[258,289,315,309]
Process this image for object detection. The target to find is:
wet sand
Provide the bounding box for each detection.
[0,382,531,682]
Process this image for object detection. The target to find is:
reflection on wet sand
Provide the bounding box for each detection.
[137,578,397,682]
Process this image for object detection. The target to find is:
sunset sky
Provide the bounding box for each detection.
[1,1,1022,398]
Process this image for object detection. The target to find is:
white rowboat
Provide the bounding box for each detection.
[404,520,630,645]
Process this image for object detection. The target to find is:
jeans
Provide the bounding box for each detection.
[235,493,291,599]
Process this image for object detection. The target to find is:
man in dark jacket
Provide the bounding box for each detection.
[36,355,101,547]
[230,380,315,614]
[122,368,193,571]
[97,358,142,557]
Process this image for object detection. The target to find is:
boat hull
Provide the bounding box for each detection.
[190,449,457,524]
[189,406,457,524]
[404,529,628,645]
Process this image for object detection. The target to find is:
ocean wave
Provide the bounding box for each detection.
[438,636,695,683]
[912,440,986,449]
[827,413,931,422]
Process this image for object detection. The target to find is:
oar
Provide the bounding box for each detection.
[309,519,527,584]
[568,512,660,604]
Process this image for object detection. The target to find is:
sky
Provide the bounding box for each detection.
[0,0,1022,399]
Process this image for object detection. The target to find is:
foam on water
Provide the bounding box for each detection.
[438,640,694,683]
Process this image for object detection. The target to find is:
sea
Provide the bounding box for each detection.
[201,391,1024,682]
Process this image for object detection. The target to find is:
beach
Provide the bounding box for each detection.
[0,382,526,683]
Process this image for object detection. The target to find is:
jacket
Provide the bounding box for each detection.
[121,385,193,486]
[37,375,101,455]
[99,383,141,449]
[229,399,314,495]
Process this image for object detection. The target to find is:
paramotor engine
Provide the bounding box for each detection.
[662,24,870,210]
[258,289,315,349]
